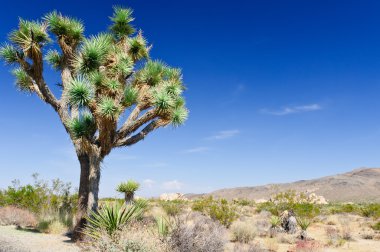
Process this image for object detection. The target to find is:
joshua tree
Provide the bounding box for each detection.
[116,180,140,204]
[0,6,188,240]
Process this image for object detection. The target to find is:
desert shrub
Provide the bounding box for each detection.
[339,219,353,241]
[231,220,256,243]
[160,200,185,217]
[192,197,237,227]
[85,200,147,238]
[0,175,77,218]
[256,201,320,218]
[37,219,67,234]
[372,221,380,231]
[0,206,37,227]
[256,202,278,216]
[325,226,340,240]
[325,226,346,247]
[233,199,254,207]
[361,230,375,240]
[191,196,214,213]
[86,222,170,252]
[169,212,227,252]
[37,220,51,233]
[293,203,320,218]
[360,204,380,218]
[233,242,266,252]
[209,199,238,227]
[276,233,296,244]
[292,240,323,252]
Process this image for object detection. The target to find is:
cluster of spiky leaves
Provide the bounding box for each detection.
[44,11,84,45]
[68,113,96,139]
[0,6,188,142]
[116,180,140,193]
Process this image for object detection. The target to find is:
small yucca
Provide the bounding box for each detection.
[116,180,140,204]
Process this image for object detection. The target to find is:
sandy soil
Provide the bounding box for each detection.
[0,226,80,252]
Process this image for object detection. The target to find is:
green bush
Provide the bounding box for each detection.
[0,174,77,217]
[160,200,185,217]
[256,201,320,218]
[372,221,380,231]
[360,204,380,218]
[233,199,253,207]
[192,197,237,228]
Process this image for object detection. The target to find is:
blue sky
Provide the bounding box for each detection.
[1,0,380,198]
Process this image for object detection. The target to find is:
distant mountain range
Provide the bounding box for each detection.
[187,168,380,203]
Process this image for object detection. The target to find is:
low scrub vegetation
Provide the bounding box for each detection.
[0,206,37,227]
[1,177,380,251]
[192,197,238,227]
[0,174,76,233]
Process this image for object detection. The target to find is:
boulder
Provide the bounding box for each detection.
[159,193,187,201]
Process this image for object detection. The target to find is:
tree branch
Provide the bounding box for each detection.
[17,57,60,111]
[115,108,158,143]
[115,119,165,147]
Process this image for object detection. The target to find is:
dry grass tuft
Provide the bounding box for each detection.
[0,206,37,227]
[169,212,227,252]
[231,220,256,243]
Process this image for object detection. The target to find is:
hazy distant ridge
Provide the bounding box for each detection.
[189,168,380,202]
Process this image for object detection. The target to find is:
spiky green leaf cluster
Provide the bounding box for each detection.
[98,96,120,119]
[88,71,107,87]
[68,113,96,139]
[105,80,120,93]
[116,180,140,193]
[67,77,93,106]
[44,11,84,43]
[153,89,175,111]
[84,200,147,238]
[136,60,166,86]
[74,34,113,74]
[123,86,138,106]
[9,19,49,56]
[128,33,149,62]
[0,44,19,64]
[114,53,133,76]
[45,49,61,69]
[12,68,33,92]
[109,7,135,39]
[171,107,189,127]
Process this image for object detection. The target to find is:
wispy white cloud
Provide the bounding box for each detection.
[261,104,322,116]
[143,179,155,188]
[207,130,240,140]
[162,180,183,190]
[182,146,210,154]
[162,180,184,190]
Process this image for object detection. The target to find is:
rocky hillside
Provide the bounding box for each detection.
[189,168,380,203]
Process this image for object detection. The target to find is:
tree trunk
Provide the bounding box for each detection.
[72,152,102,241]
[124,192,134,204]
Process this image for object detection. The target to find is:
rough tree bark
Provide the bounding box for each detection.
[72,151,102,240]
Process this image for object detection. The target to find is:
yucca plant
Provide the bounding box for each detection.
[270,215,281,228]
[296,217,311,240]
[155,216,170,237]
[269,215,281,238]
[84,200,147,239]
[0,6,188,241]
[116,180,140,204]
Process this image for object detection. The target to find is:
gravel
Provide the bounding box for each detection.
[0,226,80,252]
